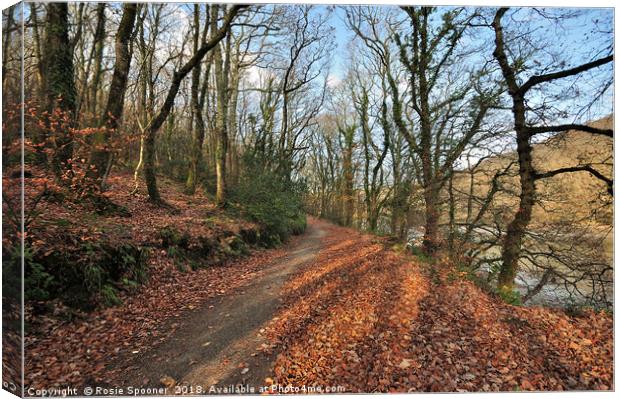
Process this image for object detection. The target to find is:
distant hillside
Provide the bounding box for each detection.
[452,115,613,228]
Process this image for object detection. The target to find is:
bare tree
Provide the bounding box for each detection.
[185,4,210,195]
[142,4,246,205]
[277,6,334,176]
[491,7,613,289]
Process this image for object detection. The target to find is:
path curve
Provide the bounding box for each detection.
[113,218,328,393]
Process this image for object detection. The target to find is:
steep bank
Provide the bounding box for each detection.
[9,170,301,389]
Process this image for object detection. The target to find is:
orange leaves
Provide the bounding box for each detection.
[20,171,281,391]
[25,235,285,390]
[398,359,413,370]
[259,222,612,393]
[260,223,429,392]
[19,194,614,394]
[3,101,138,195]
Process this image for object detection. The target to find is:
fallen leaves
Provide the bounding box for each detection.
[398,359,412,370]
[22,172,292,390]
[260,222,613,393]
[20,191,614,393]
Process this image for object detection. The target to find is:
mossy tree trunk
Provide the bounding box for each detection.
[185,5,210,195]
[88,3,106,121]
[213,5,231,206]
[41,3,76,175]
[336,123,355,227]
[2,5,15,91]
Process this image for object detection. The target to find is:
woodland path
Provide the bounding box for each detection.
[103,217,612,393]
[110,218,329,394]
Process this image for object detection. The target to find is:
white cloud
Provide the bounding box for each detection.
[327,73,343,89]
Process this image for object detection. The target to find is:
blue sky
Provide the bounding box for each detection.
[329,6,355,80]
[324,5,613,118]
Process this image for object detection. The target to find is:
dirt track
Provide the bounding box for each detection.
[110,218,328,394]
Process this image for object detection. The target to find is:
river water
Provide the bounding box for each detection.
[406,226,614,309]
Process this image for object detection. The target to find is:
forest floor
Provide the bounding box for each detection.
[21,183,613,393]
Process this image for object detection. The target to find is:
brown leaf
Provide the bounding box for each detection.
[159,376,175,388]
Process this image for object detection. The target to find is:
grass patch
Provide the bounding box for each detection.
[496,285,522,306]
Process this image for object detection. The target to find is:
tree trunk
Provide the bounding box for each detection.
[215,129,227,204]
[88,3,106,120]
[227,68,240,186]
[498,97,535,288]
[422,182,440,254]
[447,169,456,253]
[41,3,76,174]
[185,4,207,195]
[142,4,244,204]
[132,134,145,194]
[2,5,15,90]
[213,5,230,205]
[492,9,536,289]
[492,8,612,288]
[89,3,137,188]
[29,4,44,95]
[368,205,379,232]
[341,128,355,227]
[143,129,160,202]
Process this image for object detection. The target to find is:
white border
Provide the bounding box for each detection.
[0,1,616,399]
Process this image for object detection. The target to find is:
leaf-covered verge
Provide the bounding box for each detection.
[0,168,302,389]
[262,223,613,392]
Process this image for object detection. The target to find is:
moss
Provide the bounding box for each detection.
[167,246,190,272]
[225,235,250,256]
[410,245,433,264]
[239,228,259,245]
[197,235,218,258]
[159,226,190,249]
[259,229,282,248]
[100,284,122,307]
[497,285,522,306]
[229,167,307,244]
[289,213,307,236]
[89,194,131,217]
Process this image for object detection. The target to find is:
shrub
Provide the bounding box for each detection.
[166,245,191,272]
[224,235,250,256]
[100,284,122,307]
[3,245,56,302]
[230,169,307,245]
[2,245,22,302]
[23,241,149,310]
[289,212,307,236]
[410,245,433,263]
[159,226,190,249]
